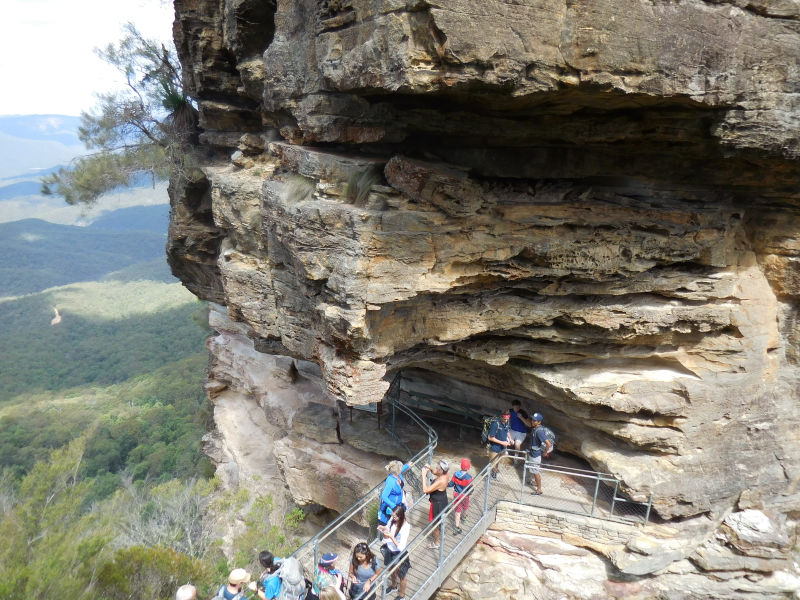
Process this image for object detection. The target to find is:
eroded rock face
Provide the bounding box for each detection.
[167,0,800,595]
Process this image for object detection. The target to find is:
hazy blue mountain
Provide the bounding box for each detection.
[88,204,170,232]
[0,180,41,200]
[0,217,170,297]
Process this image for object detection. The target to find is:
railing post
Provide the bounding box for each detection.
[484,469,491,514]
[610,480,619,518]
[520,458,526,503]
[313,539,319,573]
[438,517,446,565]
[644,492,653,525]
[391,400,396,435]
[590,477,600,516]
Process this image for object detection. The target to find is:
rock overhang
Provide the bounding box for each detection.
[168,0,800,521]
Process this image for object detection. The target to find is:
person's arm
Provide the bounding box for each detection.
[400,460,414,474]
[364,560,382,592]
[421,465,433,493]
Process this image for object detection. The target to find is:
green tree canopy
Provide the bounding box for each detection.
[41,23,197,206]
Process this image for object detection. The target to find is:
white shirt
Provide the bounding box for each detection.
[385,520,410,553]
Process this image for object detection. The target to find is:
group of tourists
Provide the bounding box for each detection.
[174,404,553,600]
[486,402,553,495]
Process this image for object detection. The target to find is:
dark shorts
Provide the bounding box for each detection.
[428,497,447,522]
[380,546,410,580]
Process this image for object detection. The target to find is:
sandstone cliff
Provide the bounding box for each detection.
[167,0,800,597]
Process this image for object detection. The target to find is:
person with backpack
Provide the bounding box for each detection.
[214,569,251,600]
[528,412,554,496]
[347,541,382,600]
[487,412,512,479]
[254,550,288,600]
[448,458,473,534]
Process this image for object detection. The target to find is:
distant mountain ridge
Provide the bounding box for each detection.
[0,205,173,297]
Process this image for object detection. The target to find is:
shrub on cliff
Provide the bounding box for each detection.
[41,23,197,206]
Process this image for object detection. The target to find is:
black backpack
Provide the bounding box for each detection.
[481,416,502,448]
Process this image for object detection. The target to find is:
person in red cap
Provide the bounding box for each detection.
[448,458,474,534]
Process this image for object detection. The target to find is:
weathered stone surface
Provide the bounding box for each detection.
[168,0,800,596]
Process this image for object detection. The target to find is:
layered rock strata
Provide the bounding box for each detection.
[167,0,800,596]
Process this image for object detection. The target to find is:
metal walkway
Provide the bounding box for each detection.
[289,386,649,600]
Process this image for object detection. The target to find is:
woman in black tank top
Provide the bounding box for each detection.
[422,459,450,549]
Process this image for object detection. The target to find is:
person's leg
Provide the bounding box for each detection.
[397,559,409,599]
[528,455,543,493]
[489,450,500,477]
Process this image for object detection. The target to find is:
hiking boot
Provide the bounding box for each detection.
[490,471,498,480]
[453,526,463,535]
[532,489,543,495]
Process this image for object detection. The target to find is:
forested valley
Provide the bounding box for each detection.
[0,206,303,600]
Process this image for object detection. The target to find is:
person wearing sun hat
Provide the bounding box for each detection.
[313,552,346,599]
[448,458,474,534]
[213,568,250,600]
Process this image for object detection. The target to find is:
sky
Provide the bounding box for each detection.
[0,0,175,116]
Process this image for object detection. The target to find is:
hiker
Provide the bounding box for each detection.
[254,550,284,599]
[264,556,307,600]
[448,458,473,534]
[214,568,250,600]
[378,460,414,526]
[378,505,411,600]
[509,400,533,452]
[312,553,345,599]
[528,412,553,495]
[347,541,382,600]
[421,459,450,549]
[175,584,197,600]
[487,412,512,479]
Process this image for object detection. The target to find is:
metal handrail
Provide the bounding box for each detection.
[288,376,438,569]
[287,387,651,600]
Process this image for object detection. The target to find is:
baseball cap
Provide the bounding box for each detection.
[320,552,338,566]
[532,412,543,422]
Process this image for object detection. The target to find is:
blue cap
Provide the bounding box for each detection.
[532,412,543,422]
[320,552,337,565]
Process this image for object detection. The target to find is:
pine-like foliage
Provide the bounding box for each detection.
[41,23,198,206]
